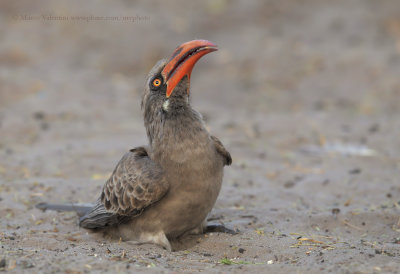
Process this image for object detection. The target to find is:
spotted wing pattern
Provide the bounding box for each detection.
[79,147,169,229]
[101,147,169,215]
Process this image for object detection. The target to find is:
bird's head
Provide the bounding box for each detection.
[142,40,217,114]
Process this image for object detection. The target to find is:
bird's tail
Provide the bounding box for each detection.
[36,202,94,217]
[36,201,122,229]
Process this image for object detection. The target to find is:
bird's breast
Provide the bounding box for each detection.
[142,133,225,238]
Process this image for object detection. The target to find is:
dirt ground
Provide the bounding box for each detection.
[1,0,400,273]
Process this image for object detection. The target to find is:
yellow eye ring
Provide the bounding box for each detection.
[153,78,161,87]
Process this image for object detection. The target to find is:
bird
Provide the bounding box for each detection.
[36,40,232,251]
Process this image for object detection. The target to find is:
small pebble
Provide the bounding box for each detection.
[349,168,361,174]
[33,111,45,120]
[284,181,295,188]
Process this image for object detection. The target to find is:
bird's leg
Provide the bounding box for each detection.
[126,231,172,251]
[206,224,238,235]
[185,219,207,235]
[153,231,172,251]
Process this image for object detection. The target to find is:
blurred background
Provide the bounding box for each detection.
[1,0,400,272]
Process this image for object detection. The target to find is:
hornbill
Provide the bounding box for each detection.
[37,40,232,251]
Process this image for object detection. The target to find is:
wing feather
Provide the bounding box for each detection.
[211,135,232,166]
[79,146,169,229]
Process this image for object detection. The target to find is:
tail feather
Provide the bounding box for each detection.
[36,202,94,216]
[78,202,121,229]
[37,201,134,229]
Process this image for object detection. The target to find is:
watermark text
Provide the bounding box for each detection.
[12,14,150,23]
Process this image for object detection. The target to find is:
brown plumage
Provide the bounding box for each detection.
[36,40,232,251]
[101,147,169,215]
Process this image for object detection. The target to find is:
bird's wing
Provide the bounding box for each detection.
[79,146,169,229]
[211,135,232,166]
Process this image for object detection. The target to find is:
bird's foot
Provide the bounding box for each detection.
[205,224,238,235]
[126,231,172,251]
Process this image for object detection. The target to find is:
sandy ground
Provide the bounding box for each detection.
[1,0,400,273]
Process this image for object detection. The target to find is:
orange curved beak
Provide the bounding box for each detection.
[161,40,218,98]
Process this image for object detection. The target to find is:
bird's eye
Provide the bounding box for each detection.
[152,78,162,87]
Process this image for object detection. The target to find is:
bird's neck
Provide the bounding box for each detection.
[144,105,210,164]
